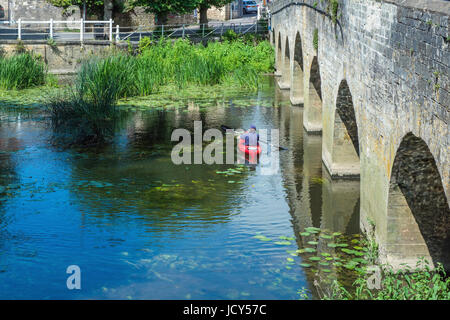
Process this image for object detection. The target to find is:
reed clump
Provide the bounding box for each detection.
[48,56,134,145]
[134,38,274,91]
[0,53,47,90]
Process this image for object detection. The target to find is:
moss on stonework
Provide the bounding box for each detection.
[313,29,319,51]
[331,0,339,24]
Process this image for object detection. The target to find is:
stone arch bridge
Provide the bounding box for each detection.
[269,0,449,270]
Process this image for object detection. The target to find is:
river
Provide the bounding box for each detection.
[0,77,360,299]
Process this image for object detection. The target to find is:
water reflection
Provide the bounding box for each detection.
[0,78,360,299]
[275,82,361,298]
[320,168,360,234]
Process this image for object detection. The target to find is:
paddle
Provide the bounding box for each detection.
[220,125,288,151]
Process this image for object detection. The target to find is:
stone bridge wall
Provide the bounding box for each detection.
[270,0,449,270]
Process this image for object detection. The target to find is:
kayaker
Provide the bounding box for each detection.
[240,125,259,146]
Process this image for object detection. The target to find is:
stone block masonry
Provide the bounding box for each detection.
[270,0,449,271]
[0,40,111,75]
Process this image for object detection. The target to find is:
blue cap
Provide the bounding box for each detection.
[250,125,256,129]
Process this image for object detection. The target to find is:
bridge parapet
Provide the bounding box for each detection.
[270,0,450,14]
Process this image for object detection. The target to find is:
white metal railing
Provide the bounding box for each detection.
[0,18,268,43]
[0,19,114,42]
[116,21,267,43]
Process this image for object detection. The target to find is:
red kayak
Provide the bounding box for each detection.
[238,138,261,162]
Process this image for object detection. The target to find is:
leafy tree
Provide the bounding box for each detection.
[198,0,233,26]
[131,0,200,25]
[49,0,105,17]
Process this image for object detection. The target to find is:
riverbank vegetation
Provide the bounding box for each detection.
[0,53,49,90]
[47,38,274,145]
[289,225,450,300]
[0,37,273,145]
[48,55,131,145]
[322,258,450,300]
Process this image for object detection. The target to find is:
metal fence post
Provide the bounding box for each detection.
[49,19,54,39]
[116,25,120,41]
[161,24,164,37]
[202,23,205,38]
[80,18,84,42]
[109,19,113,42]
[182,24,185,39]
[18,18,21,40]
[221,23,224,36]
[255,21,258,34]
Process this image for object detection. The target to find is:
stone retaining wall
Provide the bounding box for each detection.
[0,40,111,74]
[6,0,80,22]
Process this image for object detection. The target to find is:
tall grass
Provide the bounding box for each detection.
[0,53,46,90]
[76,55,136,107]
[134,38,274,91]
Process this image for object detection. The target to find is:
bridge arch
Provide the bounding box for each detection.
[278,35,291,90]
[303,56,322,132]
[325,79,360,177]
[386,133,450,271]
[275,31,283,77]
[290,31,304,106]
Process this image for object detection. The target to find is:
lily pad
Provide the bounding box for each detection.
[305,227,321,234]
[253,235,272,241]
[279,236,295,241]
[274,241,291,246]
[307,241,318,245]
[308,256,321,261]
[304,247,316,253]
[342,248,365,256]
[300,263,311,268]
[341,248,355,255]
[352,258,369,264]
[299,232,310,237]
